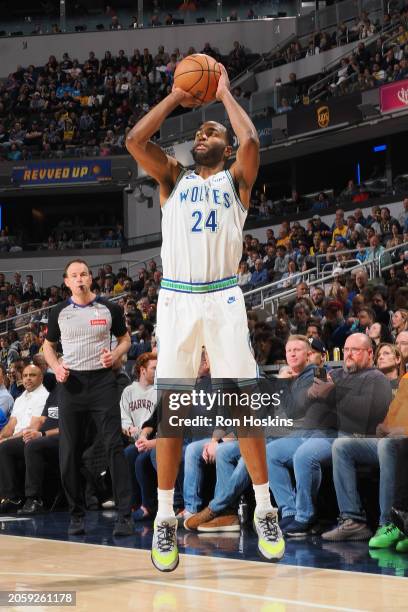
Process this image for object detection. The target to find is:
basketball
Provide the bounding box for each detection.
[173,54,221,104]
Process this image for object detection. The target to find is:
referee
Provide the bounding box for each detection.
[43,259,133,536]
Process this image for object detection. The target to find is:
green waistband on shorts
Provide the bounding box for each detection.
[161,276,238,294]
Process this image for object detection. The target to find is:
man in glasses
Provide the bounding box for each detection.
[321,333,394,542]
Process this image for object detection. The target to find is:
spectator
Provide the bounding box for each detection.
[292,303,311,335]
[121,353,157,521]
[374,343,404,392]
[237,262,252,288]
[0,364,49,512]
[0,364,14,431]
[110,15,122,30]
[396,331,408,365]
[267,335,335,536]
[7,362,25,400]
[181,350,235,524]
[250,259,268,288]
[321,333,393,542]
[17,386,60,515]
[392,309,408,338]
[366,235,392,267]
[311,192,330,212]
[367,322,394,348]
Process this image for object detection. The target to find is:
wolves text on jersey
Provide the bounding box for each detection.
[179,186,232,208]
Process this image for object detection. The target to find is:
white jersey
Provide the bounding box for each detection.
[161,168,247,286]
[120,382,157,431]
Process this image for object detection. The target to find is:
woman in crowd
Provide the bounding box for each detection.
[392,309,408,338]
[367,322,394,348]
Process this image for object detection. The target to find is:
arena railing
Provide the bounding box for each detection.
[0,253,162,289]
[378,240,408,276]
[261,259,377,315]
[2,2,287,36]
[243,267,320,309]
[241,238,405,311]
[307,18,402,103]
[327,240,407,272]
[213,0,384,84]
[0,291,132,338]
[25,240,123,250]
[314,241,407,275]
[262,241,408,315]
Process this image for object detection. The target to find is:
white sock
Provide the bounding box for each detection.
[253,482,274,518]
[156,488,175,520]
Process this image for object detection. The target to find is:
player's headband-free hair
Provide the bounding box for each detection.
[196,123,234,147]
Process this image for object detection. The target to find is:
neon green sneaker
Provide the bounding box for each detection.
[368,524,402,549]
[396,538,408,553]
[253,511,285,562]
[151,518,179,572]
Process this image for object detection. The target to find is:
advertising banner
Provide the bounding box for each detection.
[380,78,408,113]
[11,159,112,186]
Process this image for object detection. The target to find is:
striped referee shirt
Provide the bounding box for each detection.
[46,297,127,371]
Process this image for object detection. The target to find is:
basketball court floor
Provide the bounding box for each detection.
[1,511,407,611]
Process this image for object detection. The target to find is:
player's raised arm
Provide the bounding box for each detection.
[126,89,200,200]
[216,64,260,207]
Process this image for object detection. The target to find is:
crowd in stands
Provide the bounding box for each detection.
[242,198,408,289]
[270,6,408,109]
[2,1,272,37]
[1,6,407,165]
[0,198,408,559]
[0,41,254,161]
[0,219,124,254]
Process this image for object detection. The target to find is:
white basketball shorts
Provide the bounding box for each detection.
[155,281,258,385]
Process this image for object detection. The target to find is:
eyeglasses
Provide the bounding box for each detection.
[343,347,370,355]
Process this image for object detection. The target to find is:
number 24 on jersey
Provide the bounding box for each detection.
[191,209,218,233]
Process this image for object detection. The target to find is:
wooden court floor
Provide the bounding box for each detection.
[1,535,408,611]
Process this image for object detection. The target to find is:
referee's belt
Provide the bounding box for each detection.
[161,276,238,294]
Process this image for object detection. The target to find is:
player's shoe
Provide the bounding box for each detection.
[253,511,285,562]
[151,517,179,572]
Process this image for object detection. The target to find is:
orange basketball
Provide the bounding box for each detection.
[173,54,221,104]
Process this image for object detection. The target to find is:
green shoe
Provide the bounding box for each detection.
[253,512,285,562]
[368,524,402,549]
[151,518,179,572]
[396,538,408,554]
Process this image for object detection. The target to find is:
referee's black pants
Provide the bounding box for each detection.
[0,435,59,500]
[58,368,132,518]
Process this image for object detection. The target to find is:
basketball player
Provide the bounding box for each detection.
[126,64,285,571]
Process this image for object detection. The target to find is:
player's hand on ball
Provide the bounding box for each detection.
[100,348,113,368]
[172,86,202,108]
[55,361,69,383]
[215,64,230,101]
